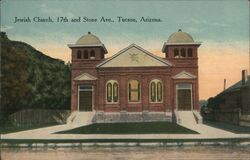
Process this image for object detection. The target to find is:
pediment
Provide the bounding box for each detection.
[97,44,172,68]
[74,73,97,81]
[172,71,196,79]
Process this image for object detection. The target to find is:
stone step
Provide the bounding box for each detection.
[67,111,95,125]
[177,111,197,125]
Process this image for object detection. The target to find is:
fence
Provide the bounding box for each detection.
[204,108,240,125]
[8,109,71,126]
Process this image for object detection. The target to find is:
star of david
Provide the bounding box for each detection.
[128,51,139,62]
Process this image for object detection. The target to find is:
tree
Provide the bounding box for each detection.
[0,32,71,127]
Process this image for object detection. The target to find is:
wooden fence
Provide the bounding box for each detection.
[9,109,71,126]
[204,109,240,125]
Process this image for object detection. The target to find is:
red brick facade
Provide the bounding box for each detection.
[69,30,201,113]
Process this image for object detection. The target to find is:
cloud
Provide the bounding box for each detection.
[1,25,14,32]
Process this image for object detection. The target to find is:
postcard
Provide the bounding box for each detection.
[1,0,250,160]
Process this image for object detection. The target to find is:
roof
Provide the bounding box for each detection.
[76,32,102,45]
[221,78,249,94]
[97,43,172,68]
[68,32,108,53]
[162,29,201,52]
[167,29,194,43]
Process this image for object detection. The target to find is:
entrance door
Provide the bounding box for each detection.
[78,85,93,111]
[176,84,192,110]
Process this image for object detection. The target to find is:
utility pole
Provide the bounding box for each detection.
[224,79,227,91]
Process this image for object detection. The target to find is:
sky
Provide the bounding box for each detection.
[1,0,249,100]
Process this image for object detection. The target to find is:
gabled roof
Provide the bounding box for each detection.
[221,78,249,94]
[97,44,172,68]
[172,71,196,79]
[74,73,97,81]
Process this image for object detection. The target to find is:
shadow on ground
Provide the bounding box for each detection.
[204,121,250,134]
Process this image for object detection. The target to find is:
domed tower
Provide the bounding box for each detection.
[162,29,201,66]
[68,32,107,111]
[68,32,107,62]
[162,29,201,111]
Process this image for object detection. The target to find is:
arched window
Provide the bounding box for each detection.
[188,48,193,57]
[174,48,179,58]
[83,50,89,59]
[113,83,118,102]
[77,50,82,59]
[150,79,163,103]
[157,82,163,102]
[106,80,119,103]
[181,48,186,58]
[128,80,140,102]
[150,82,156,102]
[107,82,112,102]
[90,50,95,59]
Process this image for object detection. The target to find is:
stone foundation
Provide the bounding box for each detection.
[92,111,173,123]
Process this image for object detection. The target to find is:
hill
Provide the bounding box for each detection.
[0,32,71,126]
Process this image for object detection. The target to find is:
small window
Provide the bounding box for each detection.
[181,48,186,57]
[188,48,193,57]
[106,80,119,103]
[77,50,82,59]
[84,50,89,59]
[90,50,95,59]
[128,80,140,102]
[174,48,179,58]
[165,52,169,58]
[150,79,163,103]
[101,53,104,59]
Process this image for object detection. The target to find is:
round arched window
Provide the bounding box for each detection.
[181,48,186,58]
[77,50,82,59]
[90,50,95,59]
[174,48,179,58]
[106,80,119,103]
[188,48,193,57]
[128,80,140,102]
[150,79,163,102]
[83,50,89,59]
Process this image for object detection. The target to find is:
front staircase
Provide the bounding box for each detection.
[175,110,203,125]
[67,111,95,126]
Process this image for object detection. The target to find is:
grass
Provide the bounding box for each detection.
[0,123,59,134]
[56,122,198,134]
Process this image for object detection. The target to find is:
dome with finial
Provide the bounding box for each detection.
[68,31,107,53]
[167,29,194,43]
[76,32,102,45]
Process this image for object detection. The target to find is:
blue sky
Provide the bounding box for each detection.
[1,0,249,46]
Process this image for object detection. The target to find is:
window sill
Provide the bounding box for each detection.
[106,102,119,105]
[149,102,164,104]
